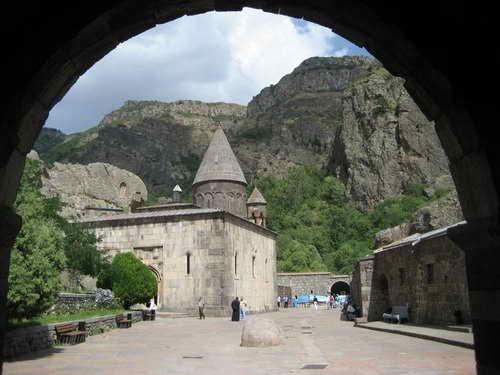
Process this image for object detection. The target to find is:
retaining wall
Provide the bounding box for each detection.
[4,311,143,358]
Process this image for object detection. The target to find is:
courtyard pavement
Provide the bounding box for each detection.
[4,308,475,375]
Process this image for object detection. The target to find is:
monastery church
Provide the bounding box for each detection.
[85,127,277,316]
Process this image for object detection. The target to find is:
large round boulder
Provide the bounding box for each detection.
[240,317,284,347]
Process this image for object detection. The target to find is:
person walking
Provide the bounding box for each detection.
[313,295,318,310]
[198,297,206,319]
[231,296,240,321]
[277,295,281,310]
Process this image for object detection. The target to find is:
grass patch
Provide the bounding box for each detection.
[8,308,126,329]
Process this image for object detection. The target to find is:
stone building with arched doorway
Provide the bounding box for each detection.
[82,128,277,316]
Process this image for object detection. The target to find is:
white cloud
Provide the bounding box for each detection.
[46,8,364,133]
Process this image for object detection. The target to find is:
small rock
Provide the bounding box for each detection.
[240,317,284,347]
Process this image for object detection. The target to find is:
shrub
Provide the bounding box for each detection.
[110,253,157,309]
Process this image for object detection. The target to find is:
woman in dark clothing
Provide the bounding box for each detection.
[231,297,240,321]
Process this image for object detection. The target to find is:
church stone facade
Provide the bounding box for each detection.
[84,128,277,316]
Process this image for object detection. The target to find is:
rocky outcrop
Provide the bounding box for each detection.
[235,56,381,180]
[411,189,464,233]
[40,162,147,218]
[329,67,451,210]
[240,317,284,347]
[374,224,412,248]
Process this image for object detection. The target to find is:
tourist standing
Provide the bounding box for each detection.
[240,297,247,320]
[277,295,281,309]
[313,295,318,310]
[198,297,206,320]
[231,297,240,321]
[284,295,289,308]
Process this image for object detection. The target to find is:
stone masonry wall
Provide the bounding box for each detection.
[224,216,277,314]
[54,293,96,313]
[277,273,351,297]
[352,234,470,325]
[4,311,143,358]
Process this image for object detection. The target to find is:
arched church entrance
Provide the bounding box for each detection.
[148,266,162,309]
[1,2,498,373]
[331,281,350,295]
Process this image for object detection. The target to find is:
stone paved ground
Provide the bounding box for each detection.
[4,308,475,375]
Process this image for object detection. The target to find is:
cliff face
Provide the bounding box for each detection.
[39,56,457,211]
[329,66,452,209]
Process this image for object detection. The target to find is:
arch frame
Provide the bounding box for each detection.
[0,2,498,373]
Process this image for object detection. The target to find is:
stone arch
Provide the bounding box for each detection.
[331,281,350,295]
[119,181,128,198]
[195,193,204,207]
[148,265,162,308]
[0,3,498,372]
[204,192,214,208]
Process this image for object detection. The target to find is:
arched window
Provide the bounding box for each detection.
[119,182,128,198]
[252,256,256,279]
[234,253,238,277]
[265,258,268,282]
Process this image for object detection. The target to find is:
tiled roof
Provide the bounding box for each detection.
[193,127,247,186]
[247,187,266,204]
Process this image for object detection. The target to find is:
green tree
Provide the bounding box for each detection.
[8,159,67,320]
[110,253,157,309]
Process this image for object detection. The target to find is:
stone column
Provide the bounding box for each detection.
[0,206,22,363]
[448,218,500,375]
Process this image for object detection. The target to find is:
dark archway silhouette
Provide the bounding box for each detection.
[331,281,350,295]
[0,2,498,373]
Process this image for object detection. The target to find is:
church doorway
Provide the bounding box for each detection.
[148,266,162,309]
[331,281,350,295]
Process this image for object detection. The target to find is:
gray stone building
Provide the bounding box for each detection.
[83,127,277,316]
[351,221,470,325]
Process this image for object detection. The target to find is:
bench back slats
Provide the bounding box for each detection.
[55,323,79,334]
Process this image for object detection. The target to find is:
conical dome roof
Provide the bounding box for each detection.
[247,187,266,204]
[193,127,247,186]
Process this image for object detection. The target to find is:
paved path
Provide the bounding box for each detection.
[355,321,474,348]
[5,308,475,375]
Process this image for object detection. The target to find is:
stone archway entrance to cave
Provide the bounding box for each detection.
[331,281,350,295]
[148,265,162,309]
[1,2,498,373]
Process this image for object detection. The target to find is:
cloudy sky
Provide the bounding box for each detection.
[46,8,369,134]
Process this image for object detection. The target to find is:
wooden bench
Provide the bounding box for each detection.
[382,305,409,324]
[143,309,156,321]
[116,313,133,328]
[55,322,86,345]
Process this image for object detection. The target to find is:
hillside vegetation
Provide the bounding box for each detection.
[254,166,448,274]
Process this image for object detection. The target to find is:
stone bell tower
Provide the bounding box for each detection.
[247,187,267,227]
[192,127,248,217]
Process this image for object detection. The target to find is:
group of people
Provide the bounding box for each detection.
[276,292,349,310]
[230,296,248,321]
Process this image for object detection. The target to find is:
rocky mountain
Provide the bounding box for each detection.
[41,101,246,195]
[38,56,458,211]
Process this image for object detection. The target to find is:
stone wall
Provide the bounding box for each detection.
[224,215,277,315]
[276,272,351,297]
[54,293,96,313]
[352,229,470,325]
[4,311,143,358]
